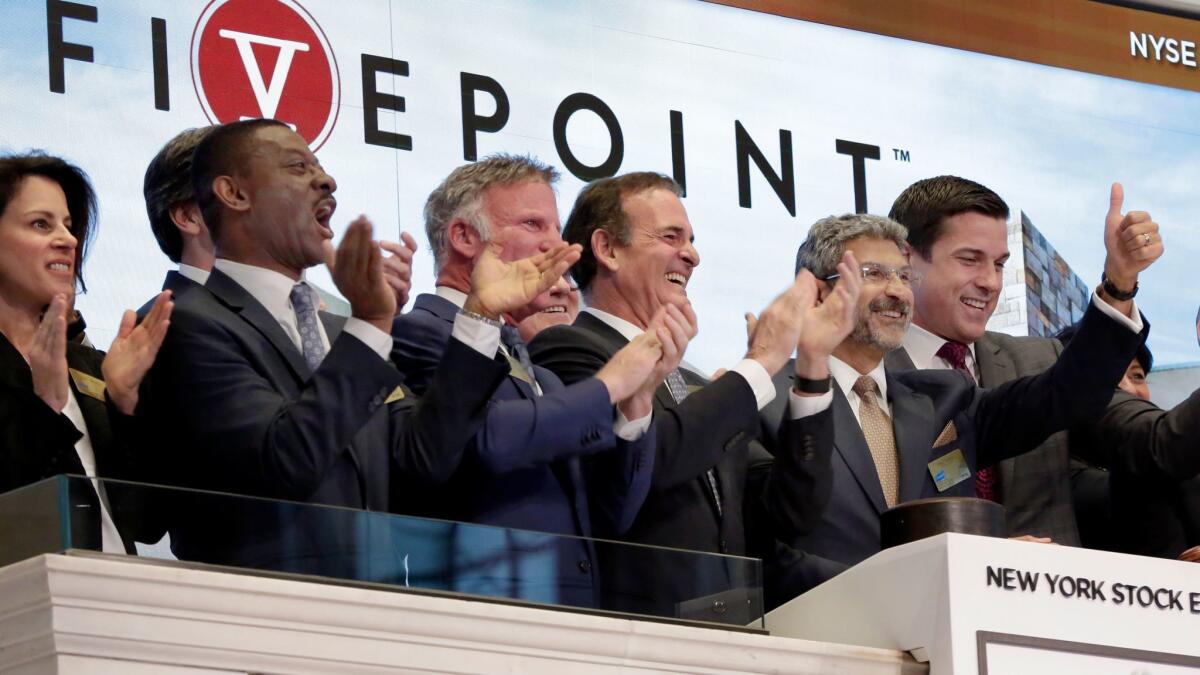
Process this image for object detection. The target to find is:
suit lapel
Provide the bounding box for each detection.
[573,313,728,516]
[833,385,888,514]
[65,347,112,454]
[321,312,346,343]
[207,270,311,380]
[974,333,1013,387]
[887,373,936,502]
[975,333,1018,489]
[678,367,730,517]
[416,293,539,399]
[885,346,917,372]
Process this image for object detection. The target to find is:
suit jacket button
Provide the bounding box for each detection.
[370,395,383,408]
[803,452,815,461]
[712,600,727,614]
[578,560,592,573]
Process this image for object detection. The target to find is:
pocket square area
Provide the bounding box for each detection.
[933,421,958,447]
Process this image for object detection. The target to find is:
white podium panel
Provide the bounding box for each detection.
[766,533,1200,675]
[0,553,923,674]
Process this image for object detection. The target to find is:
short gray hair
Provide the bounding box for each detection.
[795,213,908,278]
[424,153,559,272]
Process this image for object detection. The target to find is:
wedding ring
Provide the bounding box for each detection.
[1142,233,1152,245]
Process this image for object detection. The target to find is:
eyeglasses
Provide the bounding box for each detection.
[824,263,921,286]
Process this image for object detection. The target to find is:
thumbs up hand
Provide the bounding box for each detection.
[1103,182,1162,294]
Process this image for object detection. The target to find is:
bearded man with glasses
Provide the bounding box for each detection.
[758,212,1155,597]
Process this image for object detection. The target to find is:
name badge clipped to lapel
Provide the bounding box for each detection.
[68,368,107,402]
[384,385,406,404]
[928,448,972,492]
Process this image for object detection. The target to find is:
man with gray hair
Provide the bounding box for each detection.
[764,211,1153,594]
[391,154,674,607]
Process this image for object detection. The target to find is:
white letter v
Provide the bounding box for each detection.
[218,29,310,120]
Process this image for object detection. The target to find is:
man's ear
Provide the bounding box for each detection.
[815,277,833,302]
[212,176,250,214]
[169,202,205,236]
[592,228,619,273]
[447,219,484,260]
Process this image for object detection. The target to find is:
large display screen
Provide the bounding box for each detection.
[2,0,1196,382]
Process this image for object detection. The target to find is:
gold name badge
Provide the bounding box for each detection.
[68,368,107,401]
[928,448,972,492]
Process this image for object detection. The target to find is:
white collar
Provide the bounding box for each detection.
[902,321,977,370]
[581,307,712,376]
[829,355,888,403]
[177,263,210,285]
[214,258,309,323]
[435,285,469,309]
[582,306,644,342]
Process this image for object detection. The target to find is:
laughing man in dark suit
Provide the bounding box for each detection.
[529,172,859,619]
[885,176,1163,546]
[138,120,575,574]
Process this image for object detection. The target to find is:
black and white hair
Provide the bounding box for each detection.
[795,213,909,278]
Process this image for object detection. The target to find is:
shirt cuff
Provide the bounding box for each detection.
[451,312,501,358]
[729,359,778,411]
[1090,291,1144,333]
[788,389,833,418]
[614,410,653,440]
[344,318,393,360]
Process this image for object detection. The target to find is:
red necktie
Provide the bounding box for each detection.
[935,341,996,501]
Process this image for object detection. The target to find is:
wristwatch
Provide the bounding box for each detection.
[1101,272,1138,301]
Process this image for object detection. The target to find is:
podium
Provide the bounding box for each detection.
[766,533,1200,674]
[0,552,922,674]
[0,476,924,673]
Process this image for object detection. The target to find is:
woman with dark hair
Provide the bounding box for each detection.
[0,152,172,553]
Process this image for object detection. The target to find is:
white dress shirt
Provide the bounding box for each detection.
[61,389,124,553]
[902,321,979,383]
[827,356,890,424]
[901,291,1143,382]
[797,292,1145,419]
[581,306,806,416]
[177,263,210,286]
[438,288,650,439]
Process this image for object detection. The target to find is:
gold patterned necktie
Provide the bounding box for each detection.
[852,375,899,508]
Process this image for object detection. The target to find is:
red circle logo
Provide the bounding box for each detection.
[191,0,340,150]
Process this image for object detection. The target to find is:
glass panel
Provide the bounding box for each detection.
[0,475,763,629]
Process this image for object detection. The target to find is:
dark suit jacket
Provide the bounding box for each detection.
[134,270,204,320]
[887,331,1082,544]
[138,270,507,575]
[0,332,141,553]
[530,311,833,619]
[766,301,1147,593]
[391,294,655,607]
[1071,388,1200,558]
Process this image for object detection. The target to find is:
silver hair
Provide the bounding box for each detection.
[423,153,559,273]
[794,213,909,278]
